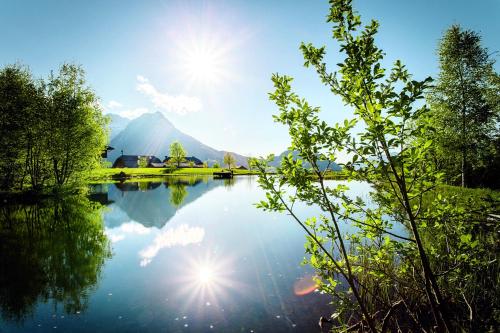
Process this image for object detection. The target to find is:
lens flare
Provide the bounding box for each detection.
[197,265,214,284]
[172,252,248,313]
[293,274,319,296]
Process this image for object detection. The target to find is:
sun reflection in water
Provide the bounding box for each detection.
[197,265,214,285]
[174,252,246,313]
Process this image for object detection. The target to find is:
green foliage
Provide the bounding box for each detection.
[223,152,236,169]
[0,63,108,191]
[137,156,148,168]
[170,183,188,207]
[247,157,255,170]
[212,161,220,168]
[169,141,186,168]
[0,65,49,190]
[0,195,111,322]
[418,186,500,330]
[253,1,498,331]
[427,25,500,188]
[47,64,108,186]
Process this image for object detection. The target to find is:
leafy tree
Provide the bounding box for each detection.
[138,156,148,168]
[212,161,220,168]
[0,63,108,191]
[223,152,236,170]
[46,64,108,186]
[251,0,474,330]
[169,141,186,168]
[0,65,49,190]
[247,157,255,170]
[427,25,500,187]
[202,161,209,168]
[23,79,52,191]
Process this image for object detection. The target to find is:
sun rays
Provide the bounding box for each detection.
[172,252,247,313]
[176,33,233,88]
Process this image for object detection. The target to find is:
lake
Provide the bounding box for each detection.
[0,176,373,332]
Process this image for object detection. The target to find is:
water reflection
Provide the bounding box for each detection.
[1,176,336,332]
[103,176,229,228]
[173,253,247,316]
[100,176,235,266]
[139,224,205,266]
[0,196,111,323]
[169,182,188,207]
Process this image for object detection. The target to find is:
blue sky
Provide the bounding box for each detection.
[1,0,499,156]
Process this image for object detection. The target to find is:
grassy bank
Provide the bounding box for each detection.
[88,167,257,182]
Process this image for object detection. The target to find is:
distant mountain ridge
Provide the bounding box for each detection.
[106,112,341,171]
[107,112,249,166]
[108,113,130,140]
[269,150,341,171]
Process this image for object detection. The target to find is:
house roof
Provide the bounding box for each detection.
[163,156,203,165]
[112,155,162,168]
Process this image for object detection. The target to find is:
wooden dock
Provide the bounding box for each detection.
[213,170,233,179]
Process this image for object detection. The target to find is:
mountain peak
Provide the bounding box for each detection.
[107,112,249,166]
[135,111,174,128]
[138,111,165,120]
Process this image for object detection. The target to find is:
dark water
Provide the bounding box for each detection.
[0,176,372,333]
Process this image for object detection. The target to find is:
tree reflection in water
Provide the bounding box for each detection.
[166,176,205,208]
[104,176,235,228]
[169,183,188,207]
[0,196,111,323]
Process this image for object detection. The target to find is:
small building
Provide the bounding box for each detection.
[235,165,248,170]
[112,155,162,168]
[101,146,115,158]
[163,156,203,167]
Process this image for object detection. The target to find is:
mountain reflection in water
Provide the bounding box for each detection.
[1,176,334,333]
[98,176,228,228]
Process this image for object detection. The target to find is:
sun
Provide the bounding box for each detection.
[197,265,215,284]
[185,47,221,85]
[182,40,227,86]
[174,32,233,88]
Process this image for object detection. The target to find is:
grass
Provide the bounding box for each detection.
[320,169,349,180]
[91,167,169,177]
[171,168,256,175]
[88,167,257,182]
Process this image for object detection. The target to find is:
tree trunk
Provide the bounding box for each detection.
[461,106,466,187]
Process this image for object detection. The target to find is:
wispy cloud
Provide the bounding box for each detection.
[105,221,152,243]
[119,107,151,119]
[101,99,151,119]
[139,224,205,267]
[107,100,123,109]
[136,75,202,115]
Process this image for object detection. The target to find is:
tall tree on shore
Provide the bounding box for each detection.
[0,65,35,190]
[0,65,51,191]
[428,25,500,187]
[169,141,186,168]
[47,64,108,186]
[137,156,148,168]
[223,152,235,170]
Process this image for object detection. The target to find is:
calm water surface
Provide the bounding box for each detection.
[0,176,373,332]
